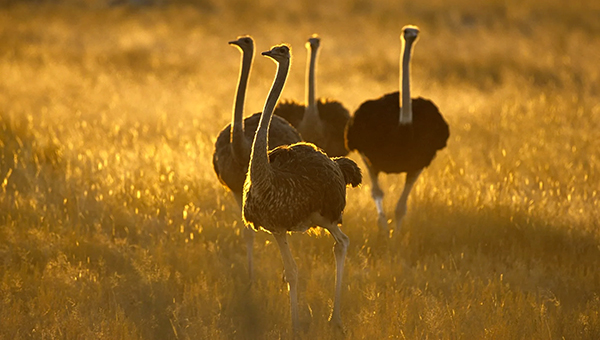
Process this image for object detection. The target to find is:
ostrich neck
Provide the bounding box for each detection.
[248,58,290,181]
[399,40,414,125]
[301,46,320,129]
[231,48,253,162]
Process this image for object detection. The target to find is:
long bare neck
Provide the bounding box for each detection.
[248,58,290,180]
[231,47,253,161]
[399,39,414,125]
[302,45,319,125]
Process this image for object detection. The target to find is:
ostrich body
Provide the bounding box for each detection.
[212,36,302,279]
[242,45,361,332]
[274,35,350,157]
[345,26,449,234]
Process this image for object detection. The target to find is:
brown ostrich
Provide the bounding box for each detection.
[212,36,302,280]
[242,44,361,332]
[274,35,350,157]
[345,26,450,235]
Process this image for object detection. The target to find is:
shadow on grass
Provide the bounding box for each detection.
[356,198,600,308]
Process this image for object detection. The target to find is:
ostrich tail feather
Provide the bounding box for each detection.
[333,157,362,187]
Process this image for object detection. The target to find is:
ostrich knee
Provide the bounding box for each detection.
[371,186,388,231]
[371,184,384,212]
[371,184,384,201]
[333,233,349,258]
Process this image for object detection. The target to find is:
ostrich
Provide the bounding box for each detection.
[345,25,449,235]
[242,44,361,332]
[274,35,350,157]
[212,36,302,280]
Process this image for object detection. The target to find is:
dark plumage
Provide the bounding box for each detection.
[242,44,361,332]
[274,35,350,157]
[243,142,360,233]
[213,112,302,198]
[346,93,448,173]
[275,99,350,157]
[344,26,449,234]
[212,36,301,280]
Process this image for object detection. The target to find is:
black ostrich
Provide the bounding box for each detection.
[274,35,350,157]
[212,36,302,280]
[345,25,449,234]
[242,44,361,332]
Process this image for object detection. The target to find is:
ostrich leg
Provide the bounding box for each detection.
[362,156,387,232]
[394,169,422,235]
[235,195,255,281]
[323,222,349,329]
[273,232,300,333]
[243,228,255,280]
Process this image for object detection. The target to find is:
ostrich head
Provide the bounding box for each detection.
[306,34,320,50]
[262,44,291,63]
[402,25,420,43]
[229,35,254,53]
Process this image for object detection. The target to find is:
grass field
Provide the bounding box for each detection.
[1,0,599,338]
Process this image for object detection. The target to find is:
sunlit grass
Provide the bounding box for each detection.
[1,0,599,339]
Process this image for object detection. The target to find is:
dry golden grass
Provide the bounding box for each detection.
[1,0,599,338]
